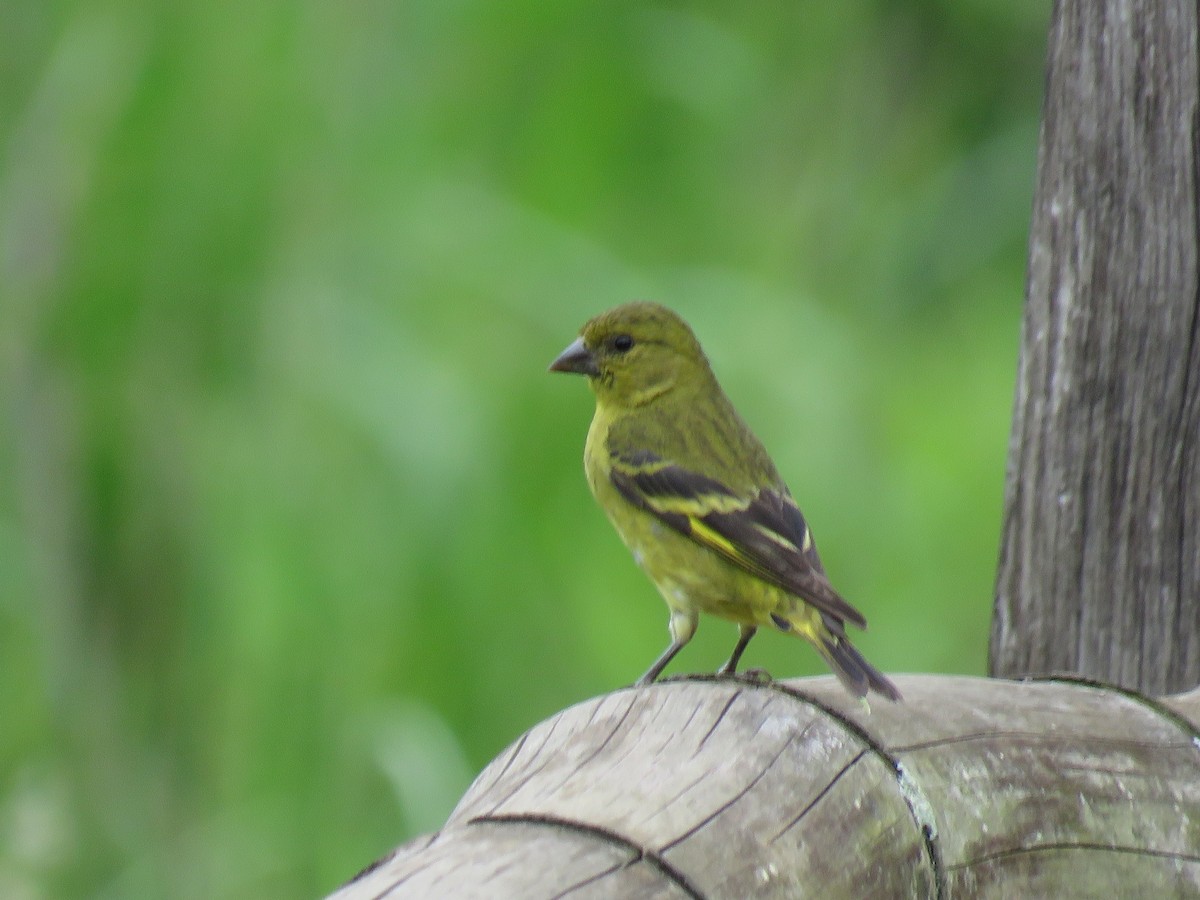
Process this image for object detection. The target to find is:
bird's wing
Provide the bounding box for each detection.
[609,450,867,628]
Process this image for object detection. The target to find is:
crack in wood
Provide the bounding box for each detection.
[334,678,1200,898]
[574,695,672,791]
[894,729,1195,755]
[660,724,809,854]
[759,680,947,898]
[474,731,529,798]
[482,696,576,816]
[768,748,866,844]
[695,689,742,752]
[334,847,403,897]
[641,769,711,826]
[676,697,706,746]
[486,694,641,817]
[547,860,628,899]
[338,830,444,898]
[947,840,1200,871]
[1171,94,1200,688]
[363,851,426,899]
[483,713,571,816]
[1030,674,1200,743]
[468,812,705,899]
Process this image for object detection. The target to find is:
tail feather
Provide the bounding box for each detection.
[818,620,902,702]
[770,608,902,702]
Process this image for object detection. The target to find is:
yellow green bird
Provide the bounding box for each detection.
[550,301,901,702]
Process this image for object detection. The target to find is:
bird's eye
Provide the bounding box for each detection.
[612,334,634,353]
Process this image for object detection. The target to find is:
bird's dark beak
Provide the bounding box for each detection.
[549,337,599,376]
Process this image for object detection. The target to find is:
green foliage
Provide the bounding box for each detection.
[1,2,1047,896]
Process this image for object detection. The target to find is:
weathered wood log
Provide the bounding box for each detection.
[331,675,1200,899]
[990,0,1200,694]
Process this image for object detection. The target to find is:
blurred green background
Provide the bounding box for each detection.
[1,1,1048,896]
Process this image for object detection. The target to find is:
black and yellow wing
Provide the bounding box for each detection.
[608,449,868,629]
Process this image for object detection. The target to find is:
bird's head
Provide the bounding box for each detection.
[549,302,712,408]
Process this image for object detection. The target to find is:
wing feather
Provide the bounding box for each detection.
[609,451,868,628]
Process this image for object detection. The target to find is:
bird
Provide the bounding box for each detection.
[549,301,901,701]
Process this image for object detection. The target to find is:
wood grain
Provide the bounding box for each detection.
[990,0,1200,694]
[330,675,1200,899]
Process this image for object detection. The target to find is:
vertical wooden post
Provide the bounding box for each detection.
[991,0,1200,694]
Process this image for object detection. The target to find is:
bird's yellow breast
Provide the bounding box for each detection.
[584,405,781,625]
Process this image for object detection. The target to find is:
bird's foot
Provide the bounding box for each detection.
[738,667,774,685]
[632,672,692,688]
[716,666,773,685]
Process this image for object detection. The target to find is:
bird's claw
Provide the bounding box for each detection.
[717,666,773,685]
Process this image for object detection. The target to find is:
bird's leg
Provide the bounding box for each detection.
[637,642,683,685]
[717,623,757,676]
[636,608,697,685]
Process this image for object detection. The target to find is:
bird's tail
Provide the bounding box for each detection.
[770,608,902,702]
[818,619,903,702]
